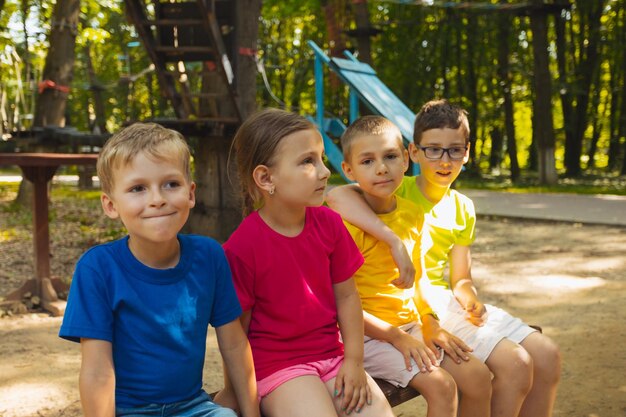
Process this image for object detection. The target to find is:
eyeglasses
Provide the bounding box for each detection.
[417,145,468,160]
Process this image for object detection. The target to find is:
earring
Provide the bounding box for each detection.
[269,186,275,195]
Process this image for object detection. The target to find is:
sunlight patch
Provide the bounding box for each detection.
[528,275,606,291]
[0,383,67,416]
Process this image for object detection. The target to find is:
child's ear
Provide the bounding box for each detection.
[188,182,196,208]
[341,160,356,182]
[402,148,410,173]
[408,143,420,164]
[252,165,274,194]
[101,193,119,219]
[463,142,471,164]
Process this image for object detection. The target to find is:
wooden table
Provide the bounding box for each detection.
[0,153,99,316]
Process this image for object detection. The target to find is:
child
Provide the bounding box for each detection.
[222,108,394,417]
[59,123,259,417]
[338,115,491,417]
[327,100,561,417]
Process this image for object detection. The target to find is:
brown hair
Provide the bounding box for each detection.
[413,99,470,144]
[341,115,403,161]
[97,123,191,195]
[232,108,316,215]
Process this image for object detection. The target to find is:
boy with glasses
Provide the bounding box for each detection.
[327,99,561,417]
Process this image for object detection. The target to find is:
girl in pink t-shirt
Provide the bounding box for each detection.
[220,108,394,417]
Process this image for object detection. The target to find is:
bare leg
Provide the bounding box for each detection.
[486,339,533,417]
[324,372,395,417]
[408,367,458,417]
[518,333,561,417]
[261,375,338,417]
[441,354,492,417]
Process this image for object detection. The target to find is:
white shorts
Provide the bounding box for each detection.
[427,286,538,363]
[363,323,444,388]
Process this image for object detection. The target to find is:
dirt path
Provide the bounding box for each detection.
[1,213,625,416]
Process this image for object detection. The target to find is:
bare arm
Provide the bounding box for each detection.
[215,316,260,417]
[79,339,115,417]
[326,185,414,288]
[449,244,486,326]
[363,310,438,372]
[334,278,371,414]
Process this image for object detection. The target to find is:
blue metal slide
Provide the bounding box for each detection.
[308,40,419,177]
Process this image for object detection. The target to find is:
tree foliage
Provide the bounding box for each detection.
[1,0,625,180]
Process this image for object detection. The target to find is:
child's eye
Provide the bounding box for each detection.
[302,157,314,164]
[129,185,145,193]
[164,181,181,189]
[361,159,373,165]
[385,153,399,160]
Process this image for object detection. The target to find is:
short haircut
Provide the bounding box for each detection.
[413,99,470,144]
[341,115,403,161]
[97,123,192,195]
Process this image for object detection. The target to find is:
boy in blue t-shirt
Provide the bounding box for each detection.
[59,123,259,417]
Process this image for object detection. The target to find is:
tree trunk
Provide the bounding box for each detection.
[586,66,605,170]
[529,3,557,184]
[186,0,261,242]
[489,127,503,171]
[16,0,79,206]
[564,0,605,177]
[554,3,575,172]
[33,0,80,127]
[497,5,520,182]
[607,59,621,171]
[465,15,479,174]
[351,0,373,65]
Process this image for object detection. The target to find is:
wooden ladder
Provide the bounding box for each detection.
[123,0,241,126]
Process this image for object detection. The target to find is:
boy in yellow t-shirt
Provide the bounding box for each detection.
[336,115,491,417]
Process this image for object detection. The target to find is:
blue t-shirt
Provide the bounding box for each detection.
[59,234,242,408]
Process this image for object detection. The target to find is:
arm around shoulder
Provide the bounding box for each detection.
[326,185,415,288]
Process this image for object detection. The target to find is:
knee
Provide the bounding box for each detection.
[494,347,534,395]
[532,337,562,386]
[417,369,458,402]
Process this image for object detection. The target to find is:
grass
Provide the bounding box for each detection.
[454,172,626,196]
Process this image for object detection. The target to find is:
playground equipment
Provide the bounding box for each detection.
[307,40,419,178]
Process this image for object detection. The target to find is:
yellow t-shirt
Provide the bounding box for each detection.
[396,176,476,289]
[344,196,424,327]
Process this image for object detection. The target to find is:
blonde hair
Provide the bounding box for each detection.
[97,123,191,195]
[413,99,470,144]
[232,108,316,216]
[341,115,403,161]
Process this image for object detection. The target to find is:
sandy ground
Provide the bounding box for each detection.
[1,192,625,416]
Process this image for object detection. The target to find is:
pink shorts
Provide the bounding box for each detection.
[257,356,344,399]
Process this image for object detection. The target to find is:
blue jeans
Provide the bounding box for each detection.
[116,390,237,417]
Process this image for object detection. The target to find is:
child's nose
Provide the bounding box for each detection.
[376,161,389,174]
[319,163,331,180]
[149,189,166,206]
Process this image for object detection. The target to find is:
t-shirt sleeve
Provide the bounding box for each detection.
[455,195,477,246]
[209,243,243,328]
[328,210,364,284]
[223,242,256,312]
[59,255,114,343]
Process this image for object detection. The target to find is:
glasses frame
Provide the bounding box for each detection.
[416,145,469,161]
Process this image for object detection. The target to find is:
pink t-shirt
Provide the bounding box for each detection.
[223,206,364,380]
